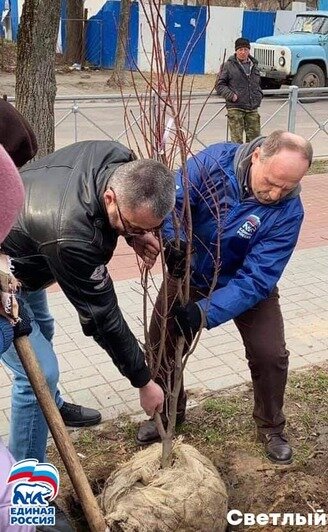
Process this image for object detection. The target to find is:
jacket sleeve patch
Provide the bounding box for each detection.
[237,214,261,239]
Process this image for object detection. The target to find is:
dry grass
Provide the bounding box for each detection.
[49,364,328,531]
[308,159,328,176]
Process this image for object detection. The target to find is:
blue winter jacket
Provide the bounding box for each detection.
[163,142,304,329]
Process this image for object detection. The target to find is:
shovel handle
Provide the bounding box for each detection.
[14,335,107,532]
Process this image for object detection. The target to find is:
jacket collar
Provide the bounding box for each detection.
[233,137,302,202]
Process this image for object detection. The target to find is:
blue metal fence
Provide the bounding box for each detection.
[0,0,18,40]
[165,5,206,75]
[85,0,138,69]
[242,10,276,42]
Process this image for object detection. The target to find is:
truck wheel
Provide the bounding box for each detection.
[292,64,325,88]
[292,64,325,102]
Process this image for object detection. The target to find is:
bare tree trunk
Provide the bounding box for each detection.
[16,0,61,158]
[107,0,131,87]
[277,0,292,8]
[64,0,84,64]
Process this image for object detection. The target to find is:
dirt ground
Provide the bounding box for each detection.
[0,40,216,96]
[0,68,217,98]
[48,364,328,532]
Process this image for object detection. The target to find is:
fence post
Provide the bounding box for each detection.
[81,8,88,69]
[287,85,298,133]
[72,100,79,142]
[225,111,229,142]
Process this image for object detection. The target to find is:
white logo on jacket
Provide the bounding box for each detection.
[90,265,109,290]
[237,215,261,239]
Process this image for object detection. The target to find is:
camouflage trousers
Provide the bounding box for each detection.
[227,108,261,144]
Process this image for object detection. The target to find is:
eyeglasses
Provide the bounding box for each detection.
[110,188,164,236]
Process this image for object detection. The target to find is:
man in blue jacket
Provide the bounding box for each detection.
[137,130,313,465]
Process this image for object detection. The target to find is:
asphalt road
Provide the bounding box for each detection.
[54,94,328,158]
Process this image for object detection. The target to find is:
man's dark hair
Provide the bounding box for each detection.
[108,159,175,218]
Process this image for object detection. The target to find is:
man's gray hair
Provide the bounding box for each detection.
[108,159,175,218]
[260,130,313,166]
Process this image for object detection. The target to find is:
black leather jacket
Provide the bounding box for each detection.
[2,140,151,388]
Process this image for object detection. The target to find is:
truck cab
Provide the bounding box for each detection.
[251,11,328,89]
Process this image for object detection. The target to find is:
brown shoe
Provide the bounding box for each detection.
[258,432,293,464]
[136,410,186,446]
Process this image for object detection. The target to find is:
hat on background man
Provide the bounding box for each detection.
[235,37,251,51]
[0,99,37,168]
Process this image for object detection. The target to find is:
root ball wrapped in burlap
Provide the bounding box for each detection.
[100,441,228,532]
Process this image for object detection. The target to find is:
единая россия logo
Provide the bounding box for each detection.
[7,459,60,527]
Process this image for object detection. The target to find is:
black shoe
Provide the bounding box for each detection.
[36,502,74,531]
[136,410,186,446]
[59,401,101,428]
[258,432,293,464]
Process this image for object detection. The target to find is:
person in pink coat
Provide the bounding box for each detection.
[0,144,34,531]
[0,104,73,531]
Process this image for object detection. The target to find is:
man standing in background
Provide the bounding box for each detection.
[216,37,263,144]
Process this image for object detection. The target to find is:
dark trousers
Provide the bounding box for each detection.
[149,277,289,434]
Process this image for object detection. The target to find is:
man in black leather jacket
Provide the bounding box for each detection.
[2,139,175,463]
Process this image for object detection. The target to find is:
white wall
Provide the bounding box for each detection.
[17,0,23,18]
[291,1,306,11]
[138,1,166,73]
[18,0,105,20]
[84,0,106,18]
[205,6,244,74]
[274,10,297,35]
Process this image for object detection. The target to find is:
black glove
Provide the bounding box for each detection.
[164,240,187,279]
[13,299,32,339]
[173,301,202,344]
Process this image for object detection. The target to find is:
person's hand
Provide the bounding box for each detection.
[173,301,202,344]
[164,240,187,278]
[139,379,164,417]
[232,93,238,102]
[130,233,160,269]
[13,300,32,339]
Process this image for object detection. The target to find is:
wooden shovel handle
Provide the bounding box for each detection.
[14,335,107,532]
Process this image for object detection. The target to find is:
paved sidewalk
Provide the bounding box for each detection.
[0,176,327,441]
